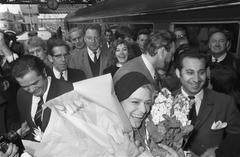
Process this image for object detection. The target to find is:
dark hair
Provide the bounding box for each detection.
[137,29,150,39]
[105,29,113,35]
[115,26,133,40]
[47,38,70,56]
[11,55,46,79]
[175,49,208,71]
[111,39,129,64]
[85,24,101,36]
[144,29,176,56]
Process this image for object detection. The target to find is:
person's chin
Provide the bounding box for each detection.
[131,120,142,129]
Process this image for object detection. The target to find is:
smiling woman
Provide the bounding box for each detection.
[114,72,154,129]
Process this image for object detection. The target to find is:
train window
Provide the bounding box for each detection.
[172,22,240,55]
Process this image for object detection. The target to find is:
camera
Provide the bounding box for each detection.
[0,130,25,154]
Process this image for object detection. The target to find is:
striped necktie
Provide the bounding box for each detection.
[34,97,44,128]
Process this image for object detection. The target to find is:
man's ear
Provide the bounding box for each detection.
[158,47,165,58]
[48,54,53,63]
[175,68,180,78]
[43,68,47,77]
[226,40,231,51]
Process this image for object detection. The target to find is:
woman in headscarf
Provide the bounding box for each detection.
[114,72,181,157]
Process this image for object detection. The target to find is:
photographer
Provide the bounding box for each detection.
[0,143,18,157]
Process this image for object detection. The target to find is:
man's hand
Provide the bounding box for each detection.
[0,143,19,157]
[17,121,30,138]
[201,147,218,157]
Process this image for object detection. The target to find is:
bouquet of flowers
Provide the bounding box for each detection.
[146,88,194,156]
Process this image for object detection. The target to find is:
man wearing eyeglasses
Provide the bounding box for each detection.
[47,38,86,83]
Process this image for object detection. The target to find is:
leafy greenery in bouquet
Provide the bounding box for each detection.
[145,88,194,156]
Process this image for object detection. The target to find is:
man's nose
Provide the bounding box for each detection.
[193,74,200,82]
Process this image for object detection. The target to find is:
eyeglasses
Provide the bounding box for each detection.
[52,53,70,59]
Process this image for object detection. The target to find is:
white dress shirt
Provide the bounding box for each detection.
[181,87,204,115]
[87,47,101,62]
[211,53,227,63]
[53,67,68,81]
[31,77,52,121]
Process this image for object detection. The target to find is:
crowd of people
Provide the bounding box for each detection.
[0,24,240,157]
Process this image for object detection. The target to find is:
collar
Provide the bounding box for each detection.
[52,66,67,80]
[87,47,100,61]
[212,53,227,63]
[32,76,52,104]
[141,54,155,79]
[181,87,204,114]
[181,87,204,100]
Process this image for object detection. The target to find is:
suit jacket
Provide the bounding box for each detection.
[113,56,158,90]
[174,88,240,155]
[46,67,86,83]
[17,78,73,140]
[68,46,112,78]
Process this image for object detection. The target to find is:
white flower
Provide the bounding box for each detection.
[33,127,43,142]
[151,88,192,126]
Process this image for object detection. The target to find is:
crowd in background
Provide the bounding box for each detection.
[0,23,240,157]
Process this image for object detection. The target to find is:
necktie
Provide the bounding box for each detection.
[93,51,98,63]
[213,58,218,63]
[59,72,64,80]
[34,97,44,128]
[188,96,197,125]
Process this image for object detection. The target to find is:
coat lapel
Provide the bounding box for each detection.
[83,49,93,78]
[138,57,155,85]
[194,89,214,130]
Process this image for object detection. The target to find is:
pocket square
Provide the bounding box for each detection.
[211,121,227,130]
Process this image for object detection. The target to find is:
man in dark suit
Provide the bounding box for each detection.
[47,38,86,83]
[113,29,176,91]
[11,55,73,141]
[69,24,113,78]
[208,29,240,92]
[175,51,240,156]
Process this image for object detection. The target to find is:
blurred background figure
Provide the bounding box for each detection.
[104,39,129,76]
[56,26,63,39]
[4,30,24,57]
[67,27,85,55]
[103,29,114,50]
[24,36,52,69]
[136,29,150,56]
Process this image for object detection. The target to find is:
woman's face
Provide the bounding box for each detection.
[115,43,128,64]
[121,86,152,128]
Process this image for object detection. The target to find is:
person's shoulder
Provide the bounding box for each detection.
[206,88,234,104]
[51,77,73,89]
[68,68,86,77]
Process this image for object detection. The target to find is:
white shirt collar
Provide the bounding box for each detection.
[52,66,67,81]
[87,47,100,62]
[31,76,52,119]
[211,53,227,63]
[181,87,204,115]
[141,54,155,79]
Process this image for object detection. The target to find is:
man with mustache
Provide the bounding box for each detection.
[175,50,240,157]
